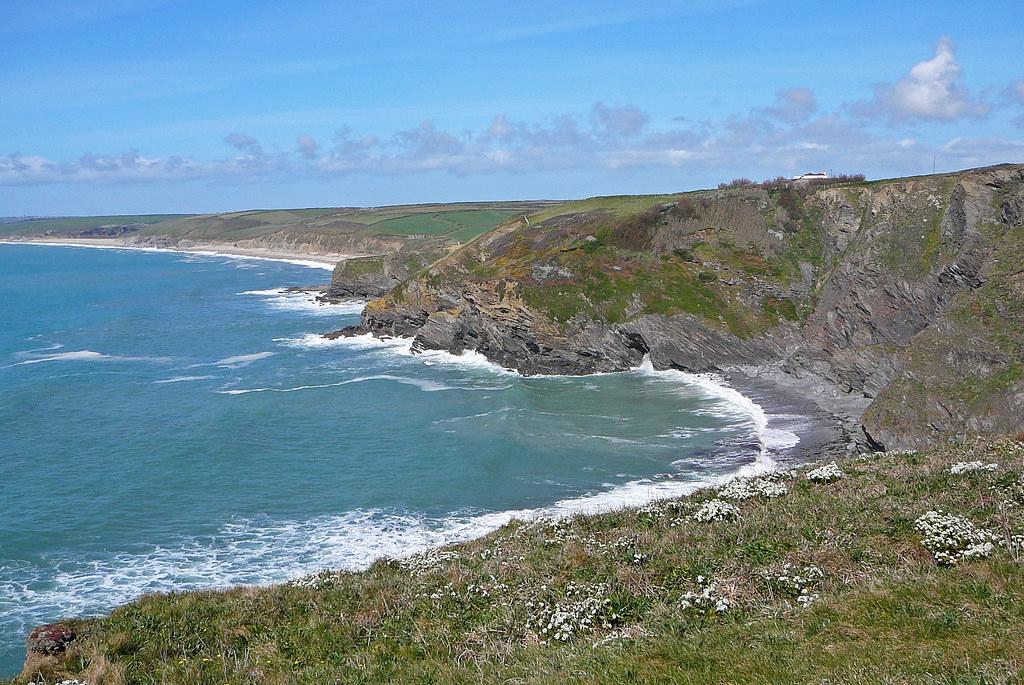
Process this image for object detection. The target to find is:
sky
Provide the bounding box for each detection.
[1,0,1023,216]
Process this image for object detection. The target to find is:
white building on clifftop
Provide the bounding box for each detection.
[791,171,829,184]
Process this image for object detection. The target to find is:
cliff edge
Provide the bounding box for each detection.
[346,164,1024,450]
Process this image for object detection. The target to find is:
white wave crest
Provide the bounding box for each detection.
[219,374,455,395]
[289,332,515,376]
[634,356,799,472]
[213,351,274,368]
[0,464,738,651]
[11,350,110,365]
[153,375,215,384]
[274,333,386,349]
[239,288,365,316]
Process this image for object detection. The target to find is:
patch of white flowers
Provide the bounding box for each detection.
[288,570,346,589]
[914,511,998,565]
[692,498,740,522]
[679,575,731,614]
[398,549,461,577]
[763,563,824,607]
[856,451,885,462]
[950,461,998,475]
[717,474,789,500]
[805,462,844,483]
[631,551,649,565]
[1001,533,1024,557]
[526,582,620,644]
[538,518,586,546]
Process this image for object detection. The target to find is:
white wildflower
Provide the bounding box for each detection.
[949,461,998,475]
[856,451,885,461]
[991,438,1024,459]
[717,474,789,500]
[527,582,620,644]
[764,563,823,607]
[692,499,740,522]
[679,575,731,613]
[288,570,345,588]
[914,511,998,565]
[805,462,844,483]
[398,549,461,577]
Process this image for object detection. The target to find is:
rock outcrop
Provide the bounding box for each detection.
[324,248,445,300]
[337,164,1024,450]
[26,623,75,656]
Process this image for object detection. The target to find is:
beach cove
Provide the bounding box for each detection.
[0,243,810,676]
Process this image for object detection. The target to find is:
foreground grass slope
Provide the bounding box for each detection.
[17,437,1024,684]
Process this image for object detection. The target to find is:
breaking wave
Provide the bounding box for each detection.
[239,288,365,316]
[634,356,798,472]
[218,374,455,395]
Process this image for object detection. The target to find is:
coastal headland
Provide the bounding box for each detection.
[6,163,1024,684]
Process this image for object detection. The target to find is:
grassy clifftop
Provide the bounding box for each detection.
[1,202,555,254]
[15,436,1024,684]
[363,164,1024,448]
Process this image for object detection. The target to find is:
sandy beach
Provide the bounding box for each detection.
[0,237,362,271]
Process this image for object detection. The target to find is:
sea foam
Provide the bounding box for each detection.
[212,351,275,368]
[0,468,745,653]
[285,331,515,375]
[239,288,365,316]
[219,374,455,395]
[634,356,799,472]
[11,350,110,365]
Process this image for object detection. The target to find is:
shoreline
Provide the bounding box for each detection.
[317,328,829,476]
[1,253,830,674]
[0,237,358,271]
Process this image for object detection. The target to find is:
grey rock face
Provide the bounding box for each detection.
[340,165,1024,449]
[326,255,408,299]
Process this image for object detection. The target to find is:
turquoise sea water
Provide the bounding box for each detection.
[0,244,788,675]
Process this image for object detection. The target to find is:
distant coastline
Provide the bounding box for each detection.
[0,237,354,271]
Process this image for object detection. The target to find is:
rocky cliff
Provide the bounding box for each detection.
[323,247,449,300]
[343,164,1024,450]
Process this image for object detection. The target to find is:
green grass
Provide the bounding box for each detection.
[16,437,1024,685]
[529,193,686,224]
[1,204,553,248]
[365,209,522,239]
[520,252,776,337]
[0,215,190,236]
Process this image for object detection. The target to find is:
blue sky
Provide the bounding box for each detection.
[1,0,1023,215]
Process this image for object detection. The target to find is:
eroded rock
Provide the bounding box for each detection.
[27,623,76,656]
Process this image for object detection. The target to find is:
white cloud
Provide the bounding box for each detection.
[2,86,1020,187]
[852,38,987,122]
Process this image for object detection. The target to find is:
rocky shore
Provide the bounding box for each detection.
[326,164,1024,452]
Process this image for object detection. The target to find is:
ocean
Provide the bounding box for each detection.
[0,243,798,675]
